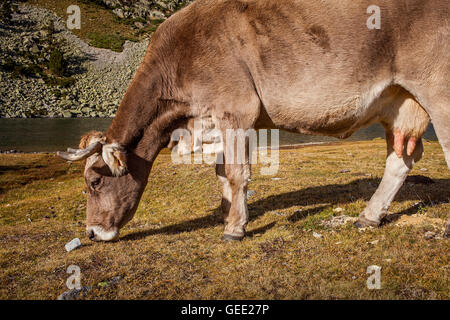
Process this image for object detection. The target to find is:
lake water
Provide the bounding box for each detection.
[0,118,438,153]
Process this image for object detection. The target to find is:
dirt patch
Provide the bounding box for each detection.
[394,214,445,228]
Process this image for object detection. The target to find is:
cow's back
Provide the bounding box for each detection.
[147,0,447,134]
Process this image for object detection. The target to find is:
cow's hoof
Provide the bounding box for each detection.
[354,217,380,228]
[444,225,450,239]
[221,234,244,242]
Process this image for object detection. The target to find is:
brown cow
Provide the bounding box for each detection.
[58,0,449,241]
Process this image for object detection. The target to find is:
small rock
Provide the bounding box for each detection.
[333,207,344,213]
[340,169,350,173]
[134,22,145,29]
[357,226,373,232]
[247,190,256,198]
[321,215,357,228]
[369,240,379,245]
[313,232,323,239]
[30,44,39,54]
[109,276,123,285]
[424,231,437,240]
[57,286,91,300]
[271,177,282,181]
[65,238,81,252]
[113,8,125,19]
[149,10,166,20]
[39,29,50,38]
[420,168,428,172]
[62,111,73,118]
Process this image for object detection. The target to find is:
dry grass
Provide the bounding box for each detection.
[0,140,449,300]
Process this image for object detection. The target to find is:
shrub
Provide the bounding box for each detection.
[43,20,56,36]
[0,0,13,23]
[48,49,65,76]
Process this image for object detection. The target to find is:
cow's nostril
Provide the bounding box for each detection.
[87,229,95,241]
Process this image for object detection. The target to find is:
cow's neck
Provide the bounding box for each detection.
[105,60,164,149]
[105,56,189,162]
[133,100,190,163]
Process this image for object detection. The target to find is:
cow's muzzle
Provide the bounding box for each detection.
[86,226,119,242]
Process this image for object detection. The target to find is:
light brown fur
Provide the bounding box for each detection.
[59,0,449,241]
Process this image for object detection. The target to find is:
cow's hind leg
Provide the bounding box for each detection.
[423,101,450,237]
[356,133,424,227]
[433,113,450,237]
[356,91,428,227]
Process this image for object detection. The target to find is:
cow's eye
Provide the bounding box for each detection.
[90,177,102,189]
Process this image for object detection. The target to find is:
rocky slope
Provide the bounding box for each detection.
[0,1,194,118]
[103,0,193,21]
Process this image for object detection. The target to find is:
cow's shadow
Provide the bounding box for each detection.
[122,178,450,241]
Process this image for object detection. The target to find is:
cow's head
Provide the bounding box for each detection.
[57,131,150,241]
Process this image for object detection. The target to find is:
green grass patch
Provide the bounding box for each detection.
[88,32,137,52]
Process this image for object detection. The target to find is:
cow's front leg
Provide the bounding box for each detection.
[356,131,424,227]
[220,162,251,241]
[216,161,232,219]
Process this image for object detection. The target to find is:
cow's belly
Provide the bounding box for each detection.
[257,80,397,139]
[258,84,429,142]
[260,95,372,139]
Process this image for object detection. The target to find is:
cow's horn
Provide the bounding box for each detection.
[57,141,103,161]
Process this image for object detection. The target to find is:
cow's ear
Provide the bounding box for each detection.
[102,143,128,177]
[79,131,106,149]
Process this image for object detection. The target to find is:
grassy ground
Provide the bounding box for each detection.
[0,140,449,299]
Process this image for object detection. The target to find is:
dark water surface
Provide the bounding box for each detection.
[0,118,438,153]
